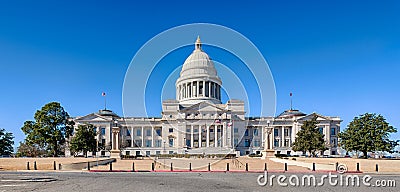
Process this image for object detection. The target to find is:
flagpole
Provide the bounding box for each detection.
[290,92,293,110]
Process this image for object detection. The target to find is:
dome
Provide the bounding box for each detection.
[175,36,222,105]
[179,36,219,79]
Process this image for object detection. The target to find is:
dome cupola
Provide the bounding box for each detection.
[176,36,222,106]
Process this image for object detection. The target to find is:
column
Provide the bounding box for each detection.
[208,82,211,98]
[151,126,154,147]
[190,125,194,148]
[197,81,200,97]
[131,127,134,147]
[281,126,285,147]
[198,125,201,148]
[214,125,218,147]
[222,123,226,147]
[206,125,210,147]
[141,126,144,147]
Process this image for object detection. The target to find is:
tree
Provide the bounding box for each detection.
[70,124,97,158]
[0,128,14,155]
[21,102,75,157]
[16,141,46,157]
[339,113,398,159]
[292,117,327,157]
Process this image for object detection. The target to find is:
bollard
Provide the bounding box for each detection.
[132,162,135,172]
[87,162,90,171]
[285,163,288,171]
[356,163,360,172]
[376,164,379,172]
[227,163,229,171]
[109,162,112,171]
[189,163,192,171]
[54,161,56,170]
[335,162,339,171]
[312,163,315,171]
[208,163,211,171]
[152,163,155,171]
[34,161,37,170]
[27,162,30,170]
[59,163,62,170]
[245,163,248,172]
[264,163,267,171]
[170,163,173,171]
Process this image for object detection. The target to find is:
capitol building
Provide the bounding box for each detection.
[69,37,341,157]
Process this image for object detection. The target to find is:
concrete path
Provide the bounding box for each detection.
[270,158,335,171]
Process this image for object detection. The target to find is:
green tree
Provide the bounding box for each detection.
[16,141,46,157]
[292,117,327,157]
[70,124,97,158]
[339,113,398,159]
[0,128,14,155]
[21,102,75,157]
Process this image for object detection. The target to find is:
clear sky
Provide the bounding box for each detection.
[0,0,399,148]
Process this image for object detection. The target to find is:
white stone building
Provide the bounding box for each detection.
[69,37,341,157]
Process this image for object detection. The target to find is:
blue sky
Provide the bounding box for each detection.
[0,0,399,148]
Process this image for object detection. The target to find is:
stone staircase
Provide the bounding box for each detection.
[185,147,236,155]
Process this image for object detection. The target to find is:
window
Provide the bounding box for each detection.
[101,127,106,135]
[93,127,97,133]
[155,140,162,147]
[186,128,191,133]
[156,129,162,136]
[244,139,250,147]
[101,139,106,147]
[234,138,239,147]
[234,128,238,133]
[330,127,336,135]
[136,129,141,136]
[254,139,260,147]
[145,140,152,147]
[126,151,130,156]
[217,128,221,133]
[126,140,131,147]
[186,139,191,146]
[284,129,289,137]
[127,129,131,136]
[331,138,337,147]
[253,129,259,136]
[169,138,174,147]
[318,127,324,134]
[146,129,151,136]
[210,128,214,133]
[146,151,150,156]
[194,128,198,133]
[135,140,142,147]
[156,151,160,155]
[284,139,290,147]
[136,151,141,156]
[274,139,280,147]
[274,128,279,136]
[169,128,174,133]
[244,129,249,136]
[169,151,174,154]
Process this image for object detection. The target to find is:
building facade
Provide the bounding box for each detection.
[68,37,341,157]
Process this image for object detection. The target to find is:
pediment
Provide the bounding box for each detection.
[75,113,111,122]
[298,113,330,121]
[180,101,225,113]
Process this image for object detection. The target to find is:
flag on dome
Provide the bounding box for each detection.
[102,92,106,96]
